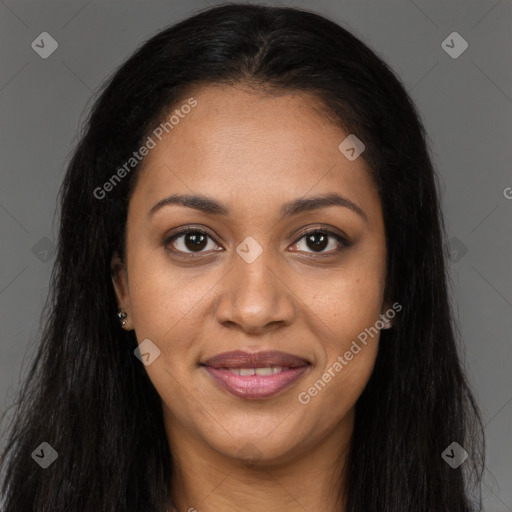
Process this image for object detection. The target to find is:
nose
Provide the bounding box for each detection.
[214,251,296,334]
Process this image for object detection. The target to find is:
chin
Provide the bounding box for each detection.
[206,428,304,466]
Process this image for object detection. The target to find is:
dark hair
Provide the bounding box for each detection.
[0,3,484,511]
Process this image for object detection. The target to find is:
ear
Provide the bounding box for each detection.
[111,252,132,328]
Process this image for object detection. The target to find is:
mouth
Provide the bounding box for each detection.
[200,350,311,400]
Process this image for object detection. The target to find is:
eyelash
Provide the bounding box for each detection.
[164,226,348,259]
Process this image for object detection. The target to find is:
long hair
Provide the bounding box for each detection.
[0,3,484,511]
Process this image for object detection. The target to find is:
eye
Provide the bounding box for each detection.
[164,226,348,258]
[291,228,347,256]
[165,228,221,256]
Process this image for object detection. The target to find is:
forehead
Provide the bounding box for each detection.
[132,84,380,221]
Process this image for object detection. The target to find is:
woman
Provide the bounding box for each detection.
[0,3,484,511]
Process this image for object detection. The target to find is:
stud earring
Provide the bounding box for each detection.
[117,309,128,328]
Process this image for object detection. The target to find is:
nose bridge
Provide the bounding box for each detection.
[214,241,295,331]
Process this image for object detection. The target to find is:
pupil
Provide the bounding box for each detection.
[307,233,327,251]
[185,233,207,251]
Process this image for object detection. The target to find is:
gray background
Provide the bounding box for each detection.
[0,0,511,509]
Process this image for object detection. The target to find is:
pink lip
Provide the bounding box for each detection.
[201,350,311,399]
[203,366,309,399]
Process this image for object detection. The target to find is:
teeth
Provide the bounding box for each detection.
[227,366,286,376]
[255,367,272,376]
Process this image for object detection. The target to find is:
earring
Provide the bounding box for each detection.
[117,309,128,328]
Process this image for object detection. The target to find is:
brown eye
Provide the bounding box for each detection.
[292,229,347,255]
[166,229,220,255]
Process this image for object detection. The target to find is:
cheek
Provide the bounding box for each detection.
[297,250,385,388]
[311,278,382,381]
[305,343,378,424]
[125,255,207,400]
[299,257,385,338]
[298,276,382,417]
[126,251,211,341]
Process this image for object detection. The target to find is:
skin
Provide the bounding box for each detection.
[112,83,390,512]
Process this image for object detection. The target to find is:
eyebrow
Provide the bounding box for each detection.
[148,193,368,224]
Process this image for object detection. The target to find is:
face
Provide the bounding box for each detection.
[112,84,389,467]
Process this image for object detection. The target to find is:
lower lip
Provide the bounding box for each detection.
[203,366,309,399]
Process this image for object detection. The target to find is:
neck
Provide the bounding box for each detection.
[164,407,353,512]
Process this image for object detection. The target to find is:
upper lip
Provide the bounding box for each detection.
[201,350,310,369]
